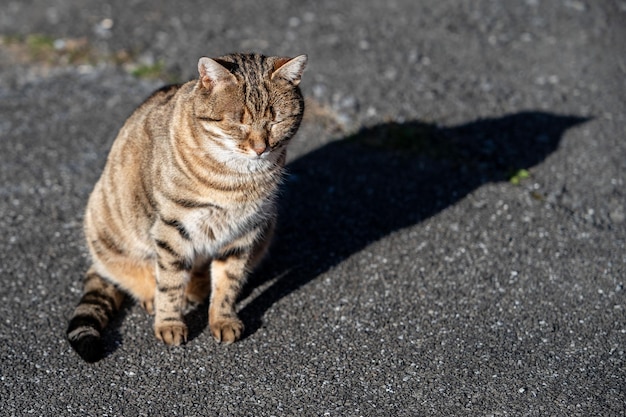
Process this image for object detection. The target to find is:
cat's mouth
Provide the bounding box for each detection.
[248,149,267,158]
[245,144,280,160]
[234,149,270,163]
[247,151,271,161]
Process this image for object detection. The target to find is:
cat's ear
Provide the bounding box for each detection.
[198,57,237,91]
[271,55,307,86]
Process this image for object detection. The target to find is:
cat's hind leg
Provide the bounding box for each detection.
[102,258,157,315]
[183,257,212,314]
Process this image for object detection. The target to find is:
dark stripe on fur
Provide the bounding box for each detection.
[157,283,185,292]
[225,271,240,281]
[171,197,223,209]
[135,193,155,223]
[173,151,240,192]
[171,258,193,271]
[161,218,192,240]
[81,291,117,317]
[161,317,183,322]
[155,239,181,259]
[77,302,114,324]
[215,246,249,261]
[139,173,158,212]
[68,313,104,334]
[97,229,125,256]
[168,141,239,192]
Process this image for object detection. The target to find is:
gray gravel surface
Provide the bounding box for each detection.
[1,1,625,416]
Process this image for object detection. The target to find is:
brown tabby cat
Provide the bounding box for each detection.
[67,53,307,362]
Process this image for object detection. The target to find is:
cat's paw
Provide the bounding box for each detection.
[140,299,155,315]
[210,317,244,344]
[154,322,188,346]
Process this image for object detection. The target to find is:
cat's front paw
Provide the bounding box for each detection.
[210,316,244,344]
[140,299,155,315]
[155,322,188,346]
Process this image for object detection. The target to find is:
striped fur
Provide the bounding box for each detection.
[67,53,307,361]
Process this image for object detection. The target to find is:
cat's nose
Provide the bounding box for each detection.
[249,129,268,156]
[252,142,267,155]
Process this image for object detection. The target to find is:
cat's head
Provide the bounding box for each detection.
[191,53,307,166]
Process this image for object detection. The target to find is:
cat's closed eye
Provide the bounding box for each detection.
[270,120,285,131]
[198,116,223,122]
[271,114,298,128]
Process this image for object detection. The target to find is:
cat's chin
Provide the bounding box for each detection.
[244,149,279,162]
[245,152,266,160]
[226,153,276,172]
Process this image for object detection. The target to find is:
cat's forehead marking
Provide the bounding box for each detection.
[216,54,279,114]
[240,81,271,119]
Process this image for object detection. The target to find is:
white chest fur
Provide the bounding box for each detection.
[183,197,275,257]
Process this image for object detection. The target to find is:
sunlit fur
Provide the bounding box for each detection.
[67,53,307,361]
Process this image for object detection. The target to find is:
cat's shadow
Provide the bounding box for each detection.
[107,110,587,350]
[233,110,589,338]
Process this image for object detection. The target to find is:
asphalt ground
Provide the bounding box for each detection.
[0,1,624,416]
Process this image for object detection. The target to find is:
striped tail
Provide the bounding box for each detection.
[67,268,125,362]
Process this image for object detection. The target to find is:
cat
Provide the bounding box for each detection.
[67,53,307,362]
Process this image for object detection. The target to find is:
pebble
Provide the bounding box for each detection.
[609,207,625,223]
